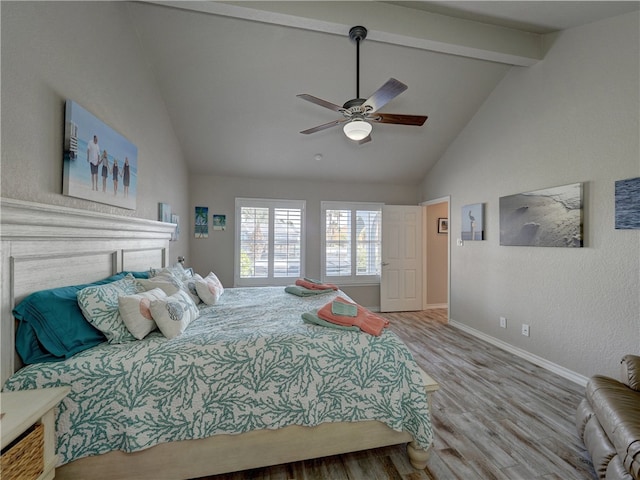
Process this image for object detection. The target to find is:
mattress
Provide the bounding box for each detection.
[3,287,433,466]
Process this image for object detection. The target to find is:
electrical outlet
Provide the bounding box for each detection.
[522,324,530,337]
[500,316,507,328]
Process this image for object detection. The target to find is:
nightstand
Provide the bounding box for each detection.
[1,387,70,480]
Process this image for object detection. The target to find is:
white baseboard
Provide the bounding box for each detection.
[424,303,447,310]
[368,304,446,312]
[449,319,588,387]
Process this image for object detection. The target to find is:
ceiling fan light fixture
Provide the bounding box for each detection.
[297,25,427,142]
[343,119,372,141]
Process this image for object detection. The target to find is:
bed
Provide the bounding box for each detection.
[0,198,438,480]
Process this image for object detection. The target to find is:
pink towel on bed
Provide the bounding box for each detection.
[317,296,389,336]
[295,278,338,291]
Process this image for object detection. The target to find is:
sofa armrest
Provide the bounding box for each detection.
[620,355,640,391]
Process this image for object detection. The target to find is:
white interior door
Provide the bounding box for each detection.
[380,205,423,312]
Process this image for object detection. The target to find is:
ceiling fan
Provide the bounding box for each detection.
[297,26,428,145]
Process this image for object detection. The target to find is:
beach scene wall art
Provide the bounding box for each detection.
[63,100,137,209]
[462,203,485,240]
[213,214,226,231]
[195,206,209,238]
[499,183,583,247]
[615,177,640,229]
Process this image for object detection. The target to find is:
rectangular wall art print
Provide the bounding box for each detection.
[438,218,448,234]
[499,183,583,247]
[63,100,137,209]
[213,214,226,231]
[171,214,180,241]
[461,203,485,240]
[158,203,172,223]
[615,177,640,229]
[195,206,209,238]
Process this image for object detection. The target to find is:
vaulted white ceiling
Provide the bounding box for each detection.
[127,1,638,185]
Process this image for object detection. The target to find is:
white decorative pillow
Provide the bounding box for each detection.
[77,274,143,343]
[194,272,225,305]
[149,264,192,282]
[182,275,202,305]
[149,290,199,339]
[136,277,181,296]
[150,270,201,305]
[118,288,167,340]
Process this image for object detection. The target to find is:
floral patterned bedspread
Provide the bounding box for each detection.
[3,287,433,466]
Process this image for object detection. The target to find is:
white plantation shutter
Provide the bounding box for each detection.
[235,198,305,286]
[273,207,302,278]
[356,209,382,277]
[321,202,382,285]
[239,206,269,279]
[325,209,352,276]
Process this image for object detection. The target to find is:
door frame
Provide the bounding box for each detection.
[420,196,450,320]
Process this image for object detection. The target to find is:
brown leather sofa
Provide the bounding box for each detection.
[577,355,640,480]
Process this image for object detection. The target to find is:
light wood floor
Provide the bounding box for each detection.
[195,310,596,480]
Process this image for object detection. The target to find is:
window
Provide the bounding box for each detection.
[321,201,382,285]
[235,198,305,286]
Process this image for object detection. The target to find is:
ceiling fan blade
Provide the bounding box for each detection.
[370,113,428,126]
[361,78,408,113]
[297,94,344,113]
[358,135,372,145]
[300,118,347,135]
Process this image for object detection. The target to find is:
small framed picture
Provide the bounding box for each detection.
[438,218,448,234]
[158,203,172,223]
[171,214,180,241]
[212,214,226,231]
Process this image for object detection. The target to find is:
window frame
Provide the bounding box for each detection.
[234,197,306,287]
[321,201,383,286]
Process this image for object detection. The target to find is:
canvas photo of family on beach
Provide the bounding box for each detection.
[63,100,137,209]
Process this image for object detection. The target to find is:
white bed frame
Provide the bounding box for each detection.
[1,197,438,480]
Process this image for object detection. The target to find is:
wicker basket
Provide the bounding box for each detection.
[1,422,44,480]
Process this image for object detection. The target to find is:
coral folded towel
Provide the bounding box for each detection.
[295,278,338,291]
[317,296,389,336]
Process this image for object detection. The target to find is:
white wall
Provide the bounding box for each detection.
[1,2,190,262]
[189,174,419,307]
[420,12,640,380]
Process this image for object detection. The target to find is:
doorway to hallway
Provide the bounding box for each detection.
[422,197,449,313]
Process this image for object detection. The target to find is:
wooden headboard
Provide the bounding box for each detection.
[1,198,176,384]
